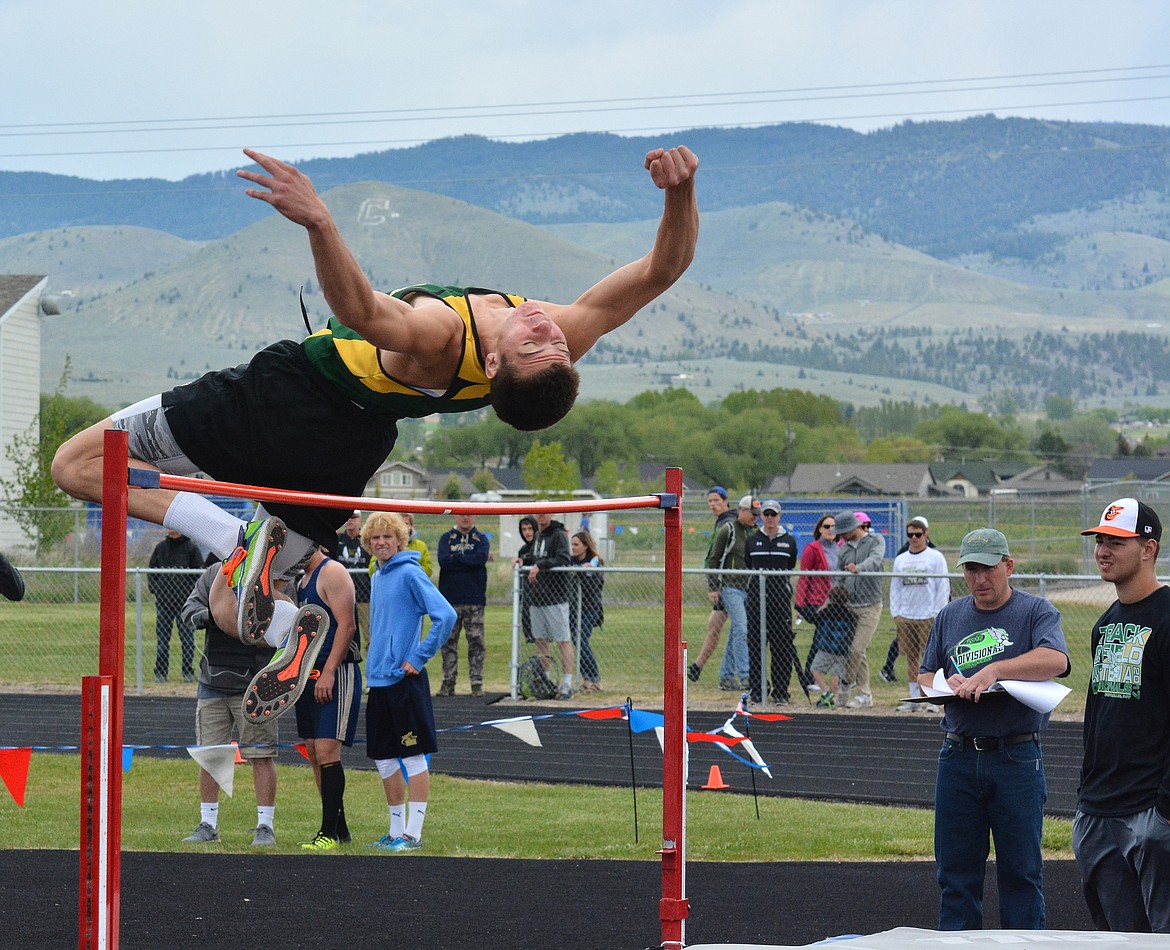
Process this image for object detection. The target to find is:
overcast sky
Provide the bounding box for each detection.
[4,0,1170,181]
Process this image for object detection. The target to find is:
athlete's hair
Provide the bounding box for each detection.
[491,360,580,431]
[361,512,409,552]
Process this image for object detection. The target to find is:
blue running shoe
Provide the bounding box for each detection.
[243,604,327,722]
[386,835,422,852]
[221,517,286,646]
[369,834,404,852]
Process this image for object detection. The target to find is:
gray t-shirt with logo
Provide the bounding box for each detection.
[921,588,1069,737]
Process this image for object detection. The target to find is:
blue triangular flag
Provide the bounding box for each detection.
[628,709,665,733]
[122,746,134,772]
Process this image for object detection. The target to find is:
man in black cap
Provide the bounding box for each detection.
[1074,497,1170,933]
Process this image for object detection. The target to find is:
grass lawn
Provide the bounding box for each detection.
[4,754,1073,861]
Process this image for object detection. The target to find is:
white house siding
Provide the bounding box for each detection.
[0,278,46,551]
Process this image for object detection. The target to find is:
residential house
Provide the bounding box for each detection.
[785,463,937,497]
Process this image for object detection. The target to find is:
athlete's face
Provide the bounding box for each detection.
[707,493,729,516]
[962,558,1014,611]
[906,524,927,553]
[369,530,400,565]
[1093,534,1155,586]
[486,302,571,378]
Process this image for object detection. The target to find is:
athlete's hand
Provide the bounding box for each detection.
[238,149,332,230]
[314,668,335,703]
[644,146,698,190]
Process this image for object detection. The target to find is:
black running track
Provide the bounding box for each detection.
[2,693,1093,949]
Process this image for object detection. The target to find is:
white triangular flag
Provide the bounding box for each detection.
[654,725,665,752]
[187,744,237,797]
[719,721,773,779]
[487,717,542,747]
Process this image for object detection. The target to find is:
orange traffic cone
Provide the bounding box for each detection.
[231,741,246,765]
[701,765,730,790]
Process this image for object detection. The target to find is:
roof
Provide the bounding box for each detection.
[1086,458,1170,483]
[788,463,934,496]
[0,275,45,319]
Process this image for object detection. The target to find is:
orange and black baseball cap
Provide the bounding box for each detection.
[1081,497,1162,541]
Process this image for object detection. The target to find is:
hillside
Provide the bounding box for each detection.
[3,116,1170,285]
[17,173,1170,415]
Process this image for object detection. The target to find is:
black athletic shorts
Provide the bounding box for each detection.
[161,341,397,548]
[365,670,437,760]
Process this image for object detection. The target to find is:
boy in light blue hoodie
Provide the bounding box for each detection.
[361,512,456,853]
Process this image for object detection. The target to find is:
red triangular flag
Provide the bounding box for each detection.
[687,732,745,746]
[0,747,33,808]
[576,708,625,720]
[746,713,793,722]
[293,742,310,761]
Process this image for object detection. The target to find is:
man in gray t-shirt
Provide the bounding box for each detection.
[918,527,1070,933]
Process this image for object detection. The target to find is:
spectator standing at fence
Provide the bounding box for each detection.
[336,511,371,604]
[918,527,1070,931]
[180,557,280,846]
[149,529,205,683]
[832,511,885,709]
[881,515,939,682]
[513,516,539,644]
[891,517,949,713]
[570,530,606,692]
[437,513,490,698]
[296,546,362,852]
[797,514,837,687]
[1073,497,1170,933]
[528,512,575,700]
[688,487,738,684]
[0,551,25,602]
[810,585,855,709]
[364,512,455,853]
[702,496,759,691]
[745,499,807,705]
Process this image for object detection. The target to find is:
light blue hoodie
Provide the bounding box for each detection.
[366,549,456,688]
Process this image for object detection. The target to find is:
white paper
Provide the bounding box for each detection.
[922,669,1071,713]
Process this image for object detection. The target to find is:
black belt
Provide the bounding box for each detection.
[946,732,1039,752]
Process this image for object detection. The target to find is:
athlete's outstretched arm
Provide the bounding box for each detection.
[237,149,454,356]
[558,146,699,359]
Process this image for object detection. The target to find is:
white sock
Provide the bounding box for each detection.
[200,802,220,829]
[257,805,275,828]
[406,800,428,841]
[909,681,922,700]
[263,601,299,648]
[561,673,572,688]
[164,493,245,558]
[389,804,406,839]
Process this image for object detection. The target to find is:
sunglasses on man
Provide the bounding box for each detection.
[907,530,924,538]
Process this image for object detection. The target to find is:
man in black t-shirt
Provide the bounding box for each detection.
[1074,497,1170,933]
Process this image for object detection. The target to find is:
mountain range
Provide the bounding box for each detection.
[3,116,1170,412]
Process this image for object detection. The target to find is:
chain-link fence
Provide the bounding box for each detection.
[2,559,1113,718]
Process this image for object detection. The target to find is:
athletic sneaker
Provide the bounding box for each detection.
[221,516,286,646]
[250,824,276,847]
[924,703,942,714]
[385,834,422,852]
[182,821,220,843]
[556,684,573,700]
[895,701,918,713]
[302,832,339,852]
[879,668,898,684]
[687,663,702,682]
[369,834,400,851]
[242,604,328,722]
[845,693,874,709]
[815,692,836,709]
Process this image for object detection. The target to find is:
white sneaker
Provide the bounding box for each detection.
[924,703,942,713]
[895,701,918,713]
[807,684,822,694]
[845,693,873,709]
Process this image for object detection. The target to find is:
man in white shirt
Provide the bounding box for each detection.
[890,517,949,711]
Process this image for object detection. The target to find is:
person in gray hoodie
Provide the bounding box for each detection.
[831,510,886,708]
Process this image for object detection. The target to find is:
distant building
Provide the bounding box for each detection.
[0,275,47,551]
[785,463,937,497]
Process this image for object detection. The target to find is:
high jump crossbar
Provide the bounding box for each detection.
[88,432,688,949]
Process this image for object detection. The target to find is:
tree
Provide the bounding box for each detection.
[0,359,108,556]
[522,441,580,499]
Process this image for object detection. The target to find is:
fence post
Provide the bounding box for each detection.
[510,563,521,700]
[134,571,144,694]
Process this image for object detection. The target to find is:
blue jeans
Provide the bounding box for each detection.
[933,736,1047,930]
[718,587,749,682]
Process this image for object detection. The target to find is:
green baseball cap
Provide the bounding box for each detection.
[957,528,1011,567]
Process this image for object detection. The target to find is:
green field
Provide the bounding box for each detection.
[1,755,1074,861]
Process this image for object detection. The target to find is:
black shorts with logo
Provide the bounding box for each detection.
[365,669,437,760]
